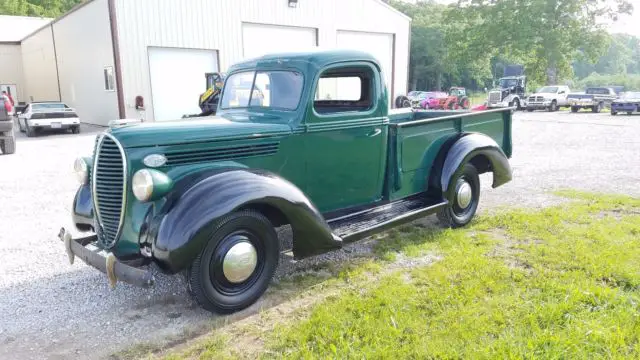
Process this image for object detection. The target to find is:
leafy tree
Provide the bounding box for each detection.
[445,0,632,85]
[0,0,85,17]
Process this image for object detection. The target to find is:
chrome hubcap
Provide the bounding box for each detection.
[456,181,473,209]
[222,241,258,283]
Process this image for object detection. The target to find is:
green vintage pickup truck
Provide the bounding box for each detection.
[60,49,513,313]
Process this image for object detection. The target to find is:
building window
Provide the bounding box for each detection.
[104,66,115,91]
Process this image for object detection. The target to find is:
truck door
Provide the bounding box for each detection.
[304,62,387,213]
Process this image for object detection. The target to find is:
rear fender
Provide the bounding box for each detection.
[432,133,512,200]
[151,169,341,273]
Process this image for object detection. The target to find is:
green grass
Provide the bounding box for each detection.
[265,191,640,359]
[160,191,640,359]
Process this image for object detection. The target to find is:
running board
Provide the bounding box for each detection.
[329,196,448,244]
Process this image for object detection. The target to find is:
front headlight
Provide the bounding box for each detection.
[132,169,174,202]
[132,170,154,201]
[74,157,89,185]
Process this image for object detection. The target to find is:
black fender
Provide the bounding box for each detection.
[432,133,512,200]
[151,169,342,273]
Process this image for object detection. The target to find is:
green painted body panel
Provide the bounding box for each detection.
[76,50,512,260]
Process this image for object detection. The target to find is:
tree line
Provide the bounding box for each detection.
[0,0,85,18]
[390,0,638,93]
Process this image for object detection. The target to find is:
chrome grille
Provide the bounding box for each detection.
[489,91,502,103]
[92,134,126,248]
[529,96,544,102]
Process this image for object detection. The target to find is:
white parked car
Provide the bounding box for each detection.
[526,85,571,112]
[17,101,81,137]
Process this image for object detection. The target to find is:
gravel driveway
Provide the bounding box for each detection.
[0,111,639,359]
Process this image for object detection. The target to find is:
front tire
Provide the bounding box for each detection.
[437,163,480,228]
[25,123,35,137]
[548,100,557,112]
[592,103,602,113]
[187,210,279,314]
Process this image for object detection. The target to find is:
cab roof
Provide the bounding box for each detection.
[227,49,382,73]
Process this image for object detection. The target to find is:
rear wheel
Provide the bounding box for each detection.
[458,96,470,109]
[437,163,480,228]
[627,112,633,115]
[187,210,279,314]
[571,106,579,113]
[592,103,602,113]
[71,126,80,134]
[25,123,35,137]
[527,108,534,112]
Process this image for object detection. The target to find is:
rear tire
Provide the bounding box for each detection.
[25,123,35,137]
[187,210,279,314]
[0,133,16,155]
[437,163,480,228]
[527,108,534,112]
[627,112,633,115]
[592,103,602,113]
[571,106,579,113]
[72,126,80,134]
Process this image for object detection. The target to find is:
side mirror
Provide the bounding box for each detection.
[558,91,565,94]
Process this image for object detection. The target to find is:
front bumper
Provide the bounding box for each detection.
[527,102,551,109]
[58,227,154,288]
[611,103,639,112]
[487,102,510,108]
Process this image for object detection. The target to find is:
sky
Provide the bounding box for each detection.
[429,0,640,37]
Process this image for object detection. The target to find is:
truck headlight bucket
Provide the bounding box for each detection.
[74,157,89,185]
[132,169,173,202]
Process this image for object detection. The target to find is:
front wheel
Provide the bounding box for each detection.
[437,163,480,228]
[548,100,557,112]
[187,210,279,314]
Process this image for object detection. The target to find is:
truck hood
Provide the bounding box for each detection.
[108,115,292,148]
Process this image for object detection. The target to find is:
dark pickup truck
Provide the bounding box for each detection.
[59,49,514,314]
[567,87,618,113]
[0,97,16,155]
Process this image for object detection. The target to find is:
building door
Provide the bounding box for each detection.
[241,23,317,60]
[336,30,394,103]
[147,47,219,121]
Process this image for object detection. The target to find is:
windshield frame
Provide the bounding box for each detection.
[219,69,305,112]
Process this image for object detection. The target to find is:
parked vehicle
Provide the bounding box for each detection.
[16,101,81,136]
[567,87,618,113]
[0,97,16,155]
[416,91,447,109]
[611,91,640,115]
[487,65,526,110]
[183,72,226,118]
[58,50,514,314]
[526,85,571,112]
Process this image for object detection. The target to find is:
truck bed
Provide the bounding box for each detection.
[385,107,512,201]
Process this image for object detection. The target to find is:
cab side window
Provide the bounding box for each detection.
[314,65,374,114]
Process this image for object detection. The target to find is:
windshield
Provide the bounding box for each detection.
[621,92,640,99]
[31,103,67,111]
[499,78,518,88]
[537,86,558,93]
[220,70,304,110]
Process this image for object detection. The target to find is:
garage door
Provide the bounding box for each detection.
[337,30,394,101]
[148,47,218,121]
[242,23,317,59]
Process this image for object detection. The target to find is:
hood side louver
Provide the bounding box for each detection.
[165,142,280,166]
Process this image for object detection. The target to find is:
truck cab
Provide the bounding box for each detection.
[61,49,513,314]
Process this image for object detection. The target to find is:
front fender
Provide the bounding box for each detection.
[151,169,342,273]
[440,133,512,195]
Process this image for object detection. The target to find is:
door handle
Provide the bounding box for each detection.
[367,128,382,137]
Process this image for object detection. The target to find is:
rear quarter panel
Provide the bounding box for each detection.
[390,109,511,200]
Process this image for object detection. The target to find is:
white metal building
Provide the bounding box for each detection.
[7,0,410,125]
